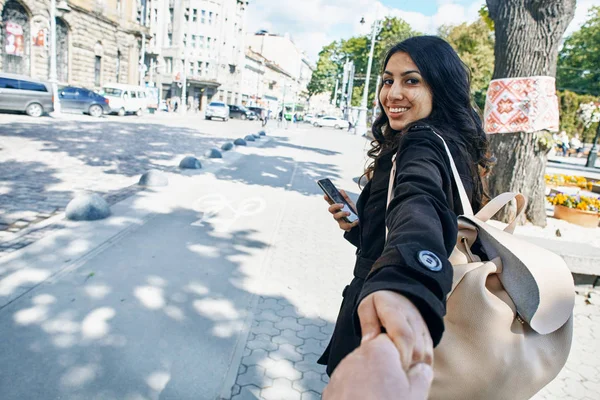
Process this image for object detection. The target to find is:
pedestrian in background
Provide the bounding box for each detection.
[318,35,492,387]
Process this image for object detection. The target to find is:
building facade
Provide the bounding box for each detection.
[245,31,313,107]
[0,0,148,89]
[143,0,247,110]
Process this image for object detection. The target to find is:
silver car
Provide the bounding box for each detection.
[0,73,54,117]
[205,101,229,121]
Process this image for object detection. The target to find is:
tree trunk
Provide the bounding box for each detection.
[485,0,575,226]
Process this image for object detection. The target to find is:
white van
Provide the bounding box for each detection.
[101,84,148,116]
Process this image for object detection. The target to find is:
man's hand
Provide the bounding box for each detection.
[322,334,433,400]
[358,291,433,371]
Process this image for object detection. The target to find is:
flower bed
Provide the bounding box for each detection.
[547,193,599,228]
[544,174,595,190]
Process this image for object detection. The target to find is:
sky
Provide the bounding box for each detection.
[245,0,599,62]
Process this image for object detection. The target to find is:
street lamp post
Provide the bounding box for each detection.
[585,123,600,168]
[355,17,381,137]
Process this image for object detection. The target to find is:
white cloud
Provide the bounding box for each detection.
[565,0,597,35]
[245,0,592,61]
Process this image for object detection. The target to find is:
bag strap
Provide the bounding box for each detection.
[475,192,527,234]
[386,130,474,237]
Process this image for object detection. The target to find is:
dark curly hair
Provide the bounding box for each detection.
[363,35,493,211]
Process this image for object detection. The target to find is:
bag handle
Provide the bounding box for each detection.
[475,192,527,234]
[387,130,474,238]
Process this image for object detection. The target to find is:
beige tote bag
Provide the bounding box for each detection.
[386,131,575,400]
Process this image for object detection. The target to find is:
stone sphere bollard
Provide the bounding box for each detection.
[138,170,168,187]
[244,134,256,142]
[259,130,266,136]
[234,138,247,146]
[179,156,202,169]
[221,142,234,151]
[66,193,111,221]
[252,133,261,139]
[205,148,223,158]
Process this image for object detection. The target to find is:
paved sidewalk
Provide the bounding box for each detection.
[0,124,598,399]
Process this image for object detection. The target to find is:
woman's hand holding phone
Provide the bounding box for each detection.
[324,189,359,232]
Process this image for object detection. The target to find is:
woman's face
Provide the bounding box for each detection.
[379,51,433,131]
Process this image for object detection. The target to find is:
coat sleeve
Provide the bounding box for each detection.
[343,226,360,248]
[355,129,466,347]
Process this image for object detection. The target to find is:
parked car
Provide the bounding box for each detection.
[313,116,350,129]
[228,104,254,120]
[100,83,148,116]
[0,73,53,117]
[205,101,229,121]
[248,106,266,120]
[304,114,315,123]
[59,86,109,117]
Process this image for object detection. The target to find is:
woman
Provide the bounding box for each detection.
[318,36,492,376]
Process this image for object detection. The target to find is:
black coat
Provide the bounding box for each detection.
[318,125,481,376]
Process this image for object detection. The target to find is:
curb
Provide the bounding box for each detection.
[0,132,276,259]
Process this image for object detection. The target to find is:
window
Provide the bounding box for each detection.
[206,37,210,49]
[191,35,196,48]
[199,35,204,49]
[167,34,173,46]
[18,80,48,92]
[189,62,193,75]
[154,8,158,23]
[183,34,187,47]
[209,11,213,24]
[201,10,205,24]
[117,0,122,15]
[130,91,138,98]
[193,9,197,22]
[197,61,202,75]
[103,88,123,96]
[165,57,173,73]
[169,8,174,25]
[94,56,102,86]
[137,91,146,98]
[185,8,189,22]
[205,62,210,75]
[0,78,19,89]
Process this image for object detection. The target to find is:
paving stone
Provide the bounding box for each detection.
[253,321,280,336]
[261,378,300,400]
[236,365,273,388]
[276,305,298,318]
[231,384,241,396]
[255,309,283,323]
[268,343,303,362]
[297,325,328,341]
[247,337,278,352]
[272,329,304,347]
[274,317,303,332]
[258,297,284,311]
[261,359,302,381]
[231,384,261,400]
[293,371,326,394]
[297,338,326,355]
[301,390,321,400]
[294,353,324,374]
[242,349,269,367]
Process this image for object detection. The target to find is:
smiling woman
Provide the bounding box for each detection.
[318,35,493,389]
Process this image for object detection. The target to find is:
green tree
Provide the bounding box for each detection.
[307,17,418,108]
[439,18,495,110]
[307,42,341,99]
[557,6,600,96]
[557,90,599,142]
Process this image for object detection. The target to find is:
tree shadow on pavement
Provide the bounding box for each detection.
[0,206,334,400]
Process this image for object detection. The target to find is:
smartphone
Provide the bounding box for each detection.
[317,178,359,223]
